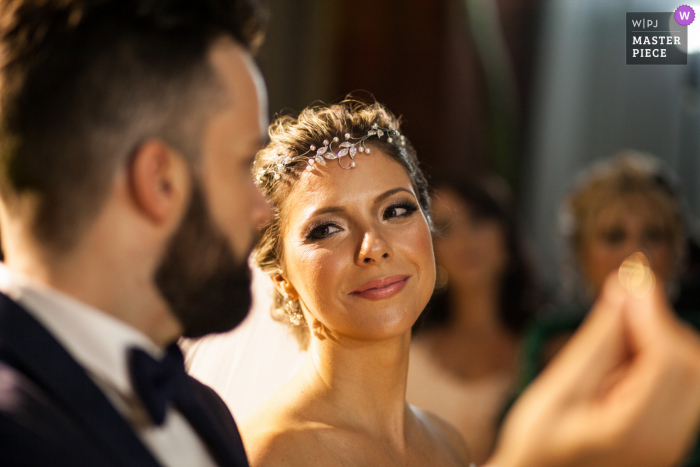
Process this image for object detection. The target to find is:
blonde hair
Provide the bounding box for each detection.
[563,151,685,267]
[253,99,431,346]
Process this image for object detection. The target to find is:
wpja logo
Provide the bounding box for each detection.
[626,5,693,65]
[631,17,661,29]
[676,5,696,25]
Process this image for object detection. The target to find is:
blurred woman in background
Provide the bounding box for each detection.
[564,151,684,302]
[520,150,690,387]
[407,176,540,464]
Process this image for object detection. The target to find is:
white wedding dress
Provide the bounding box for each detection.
[181,266,307,421]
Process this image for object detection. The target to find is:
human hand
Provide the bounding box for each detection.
[485,254,700,467]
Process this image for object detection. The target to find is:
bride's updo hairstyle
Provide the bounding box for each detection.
[253,99,431,345]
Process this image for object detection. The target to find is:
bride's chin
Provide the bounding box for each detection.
[311,305,424,343]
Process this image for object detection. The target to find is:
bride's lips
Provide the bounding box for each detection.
[349,275,411,301]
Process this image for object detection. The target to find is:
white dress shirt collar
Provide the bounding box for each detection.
[0,262,163,399]
[0,263,219,467]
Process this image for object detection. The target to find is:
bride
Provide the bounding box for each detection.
[241,100,472,466]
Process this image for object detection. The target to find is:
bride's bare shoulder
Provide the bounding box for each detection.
[241,419,306,467]
[409,404,472,466]
[240,384,328,467]
[241,396,295,462]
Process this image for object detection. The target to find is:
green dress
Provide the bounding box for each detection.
[512,306,700,466]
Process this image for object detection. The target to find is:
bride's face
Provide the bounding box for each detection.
[278,149,435,342]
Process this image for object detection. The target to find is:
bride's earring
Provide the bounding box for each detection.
[283,293,303,326]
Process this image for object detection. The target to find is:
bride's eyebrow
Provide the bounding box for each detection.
[306,188,415,219]
[374,187,415,204]
[308,206,346,218]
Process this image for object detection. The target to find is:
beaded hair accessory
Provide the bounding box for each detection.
[256,123,406,185]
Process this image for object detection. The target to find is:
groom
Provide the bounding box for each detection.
[0,1,269,465]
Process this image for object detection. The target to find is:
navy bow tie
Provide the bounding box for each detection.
[128,343,193,426]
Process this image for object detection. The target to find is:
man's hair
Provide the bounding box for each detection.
[0,0,266,250]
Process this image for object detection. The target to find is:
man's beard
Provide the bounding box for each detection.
[155,182,254,338]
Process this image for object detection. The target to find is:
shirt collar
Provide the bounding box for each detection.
[0,263,163,398]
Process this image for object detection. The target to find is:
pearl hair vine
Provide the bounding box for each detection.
[256,123,406,185]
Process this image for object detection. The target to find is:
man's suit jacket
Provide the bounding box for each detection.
[0,292,249,467]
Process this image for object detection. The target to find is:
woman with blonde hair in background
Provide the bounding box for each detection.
[515,152,700,467]
[522,151,689,377]
[563,151,685,303]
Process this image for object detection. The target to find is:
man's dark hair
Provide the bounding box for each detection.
[0,0,266,250]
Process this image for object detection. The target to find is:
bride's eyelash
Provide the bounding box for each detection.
[304,200,419,241]
[305,221,343,241]
[383,200,419,220]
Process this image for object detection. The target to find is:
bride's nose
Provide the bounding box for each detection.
[357,230,394,265]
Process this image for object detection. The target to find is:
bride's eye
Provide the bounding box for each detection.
[383,201,419,220]
[306,222,343,240]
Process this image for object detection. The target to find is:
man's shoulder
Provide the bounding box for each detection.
[0,359,118,466]
[186,373,238,427]
[184,374,250,466]
[0,358,61,432]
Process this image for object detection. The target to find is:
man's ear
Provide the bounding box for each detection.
[271,272,299,300]
[129,140,190,225]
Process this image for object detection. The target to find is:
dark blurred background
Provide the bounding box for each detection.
[257,0,540,182]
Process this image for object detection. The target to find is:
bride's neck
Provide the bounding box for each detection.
[304,328,411,443]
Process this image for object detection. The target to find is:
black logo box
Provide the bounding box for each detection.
[627,12,687,65]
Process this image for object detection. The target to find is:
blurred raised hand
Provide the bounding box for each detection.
[486,253,700,467]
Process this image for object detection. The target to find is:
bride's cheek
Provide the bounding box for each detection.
[299,247,346,307]
[403,222,436,295]
[400,220,433,259]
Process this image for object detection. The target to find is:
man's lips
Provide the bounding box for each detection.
[349,275,411,301]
